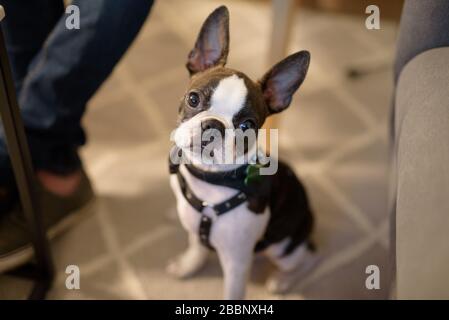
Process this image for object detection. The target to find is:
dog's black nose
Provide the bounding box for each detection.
[201,119,225,137]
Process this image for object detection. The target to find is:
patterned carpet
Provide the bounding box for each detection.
[0,0,397,299]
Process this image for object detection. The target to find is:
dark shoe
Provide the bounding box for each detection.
[0,167,95,273]
[0,170,18,215]
[0,185,18,216]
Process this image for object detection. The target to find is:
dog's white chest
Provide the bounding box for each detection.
[170,165,269,250]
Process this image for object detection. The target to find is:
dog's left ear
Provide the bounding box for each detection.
[259,51,310,114]
[186,6,230,75]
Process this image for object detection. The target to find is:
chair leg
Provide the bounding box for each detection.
[0,9,54,299]
[269,0,295,66]
[265,0,295,145]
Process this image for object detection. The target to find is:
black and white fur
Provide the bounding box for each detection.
[168,6,317,299]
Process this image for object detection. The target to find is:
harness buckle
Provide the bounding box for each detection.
[202,201,218,218]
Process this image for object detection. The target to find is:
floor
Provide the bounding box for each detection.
[0,0,397,299]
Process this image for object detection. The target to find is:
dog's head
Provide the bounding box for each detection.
[173,6,310,168]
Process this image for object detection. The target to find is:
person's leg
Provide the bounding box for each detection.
[0,0,64,210]
[0,0,154,180]
[0,0,64,95]
[0,0,154,272]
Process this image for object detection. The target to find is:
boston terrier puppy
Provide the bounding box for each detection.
[168,6,316,299]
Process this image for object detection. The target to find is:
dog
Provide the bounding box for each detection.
[168,6,316,299]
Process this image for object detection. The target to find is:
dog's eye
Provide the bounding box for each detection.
[239,120,255,131]
[187,92,200,108]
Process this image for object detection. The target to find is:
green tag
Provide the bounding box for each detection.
[244,164,263,186]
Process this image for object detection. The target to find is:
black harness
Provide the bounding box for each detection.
[169,155,270,250]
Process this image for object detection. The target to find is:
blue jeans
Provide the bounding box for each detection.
[0,0,153,183]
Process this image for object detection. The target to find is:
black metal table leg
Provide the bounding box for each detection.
[0,6,54,299]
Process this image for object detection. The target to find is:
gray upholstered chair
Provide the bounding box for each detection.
[392,0,449,299]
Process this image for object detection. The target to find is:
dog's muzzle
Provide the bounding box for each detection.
[200,119,226,146]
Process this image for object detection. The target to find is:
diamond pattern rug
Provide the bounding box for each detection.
[0,0,397,299]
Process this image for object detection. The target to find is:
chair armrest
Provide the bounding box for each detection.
[394,47,449,299]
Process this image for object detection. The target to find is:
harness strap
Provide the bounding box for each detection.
[176,171,247,249]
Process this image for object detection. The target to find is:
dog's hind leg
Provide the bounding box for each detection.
[265,239,320,294]
[166,233,209,279]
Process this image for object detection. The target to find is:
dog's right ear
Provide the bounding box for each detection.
[186,6,230,75]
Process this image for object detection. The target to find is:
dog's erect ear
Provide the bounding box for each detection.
[186,6,230,75]
[259,51,310,114]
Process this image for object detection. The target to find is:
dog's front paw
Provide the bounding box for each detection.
[166,252,207,279]
[166,258,192,279]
